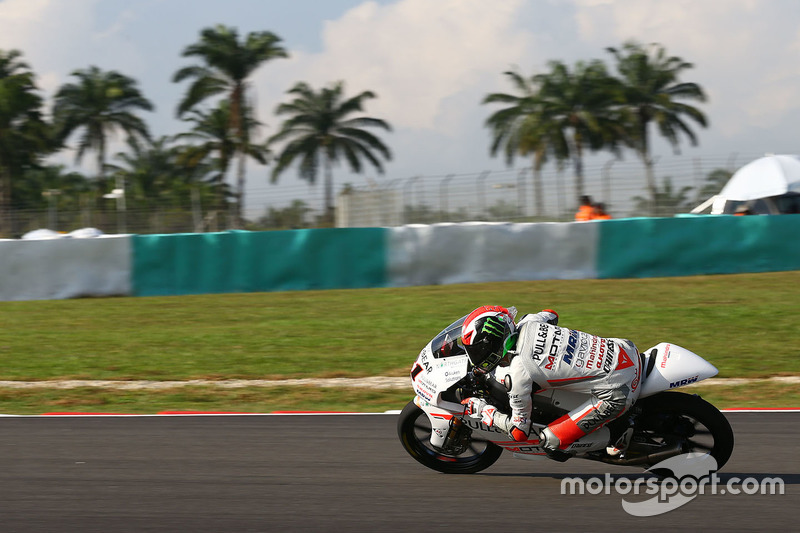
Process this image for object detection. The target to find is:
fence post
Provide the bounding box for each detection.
[403,176,420,224]
[477,171,489,219]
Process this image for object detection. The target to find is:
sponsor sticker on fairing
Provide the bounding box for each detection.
[414,376,436,401]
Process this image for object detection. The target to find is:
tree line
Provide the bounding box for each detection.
[0,26,707,235]
[484,41,707,217]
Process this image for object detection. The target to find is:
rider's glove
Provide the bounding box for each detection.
[461,397,487,417]
[461,397,497,427]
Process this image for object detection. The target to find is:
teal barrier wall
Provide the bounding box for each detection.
[597,215,800,279]
[132,228,388,296]
[4,218,798,301]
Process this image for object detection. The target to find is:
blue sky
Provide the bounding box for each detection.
[2,0,800,216]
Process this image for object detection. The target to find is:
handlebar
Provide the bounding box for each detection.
[462,370,511,411]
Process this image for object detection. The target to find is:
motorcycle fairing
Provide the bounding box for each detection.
[410,315,470,408]
[639,343,719,398]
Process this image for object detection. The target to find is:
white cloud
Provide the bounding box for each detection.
[260,0,531,131]
[0,0,54,22]
[572,0,800,139]
[0,0,158,171]
[0,0,99,94]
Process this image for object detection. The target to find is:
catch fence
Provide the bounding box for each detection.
[1,152,761,236]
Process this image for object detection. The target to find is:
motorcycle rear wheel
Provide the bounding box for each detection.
[397,401,503,474]
[634,392,735,473]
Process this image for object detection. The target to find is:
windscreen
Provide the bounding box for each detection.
[429,315,468,359]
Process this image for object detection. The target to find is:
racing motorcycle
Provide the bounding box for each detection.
[397,310,734,474]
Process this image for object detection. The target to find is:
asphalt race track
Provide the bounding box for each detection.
[0,412,796,532]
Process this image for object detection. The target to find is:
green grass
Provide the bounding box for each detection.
[686,382,800,409]
[2,271,798,380]
[0,271,798,412]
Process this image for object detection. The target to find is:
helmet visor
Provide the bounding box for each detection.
[466,341,504,373]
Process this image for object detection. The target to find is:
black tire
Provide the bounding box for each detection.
[635,392,735,473]
[396,401,503,474]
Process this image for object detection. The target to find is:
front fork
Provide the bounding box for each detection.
[415,396,473,454]
[440,417,472,455]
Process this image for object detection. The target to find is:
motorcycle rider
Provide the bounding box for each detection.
[459,305,642,460]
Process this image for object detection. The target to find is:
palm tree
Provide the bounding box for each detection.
[695,168,732,203]
[269,81,392,224]
[631,176,694,217]
[16,165,92,232]
[607,41,708,212]
[483,70,568,217]
[176,103,236,182]
[108,137,180,208]
[15,165,90,210]
[174,100,269,218]
[532,59,627,206]
[173,24,288,226]
[0,49,51,236]
[108,136,226,233]
[257,199,312,229]
[53,66,153,180]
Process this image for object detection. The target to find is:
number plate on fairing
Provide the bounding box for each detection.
[411,344,469,403]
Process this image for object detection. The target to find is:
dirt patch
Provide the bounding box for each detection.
[0,376,797,390]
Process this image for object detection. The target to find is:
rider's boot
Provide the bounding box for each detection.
[543,448,572,462]
[606,428,634,456]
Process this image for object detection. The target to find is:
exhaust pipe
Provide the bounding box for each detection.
[599,443,684,466]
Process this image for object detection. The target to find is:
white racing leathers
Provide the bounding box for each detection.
[491,313,642,450]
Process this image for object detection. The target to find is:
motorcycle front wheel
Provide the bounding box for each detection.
[397,401,503,474]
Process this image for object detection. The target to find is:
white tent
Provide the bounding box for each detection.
[692,154,800,214]
[719,154,800,200]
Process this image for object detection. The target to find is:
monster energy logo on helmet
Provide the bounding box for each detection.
[468,315,513,373]
[481,316,505,338]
